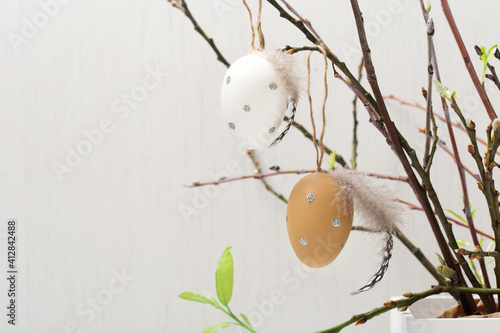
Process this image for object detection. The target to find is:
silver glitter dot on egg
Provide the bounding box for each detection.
[243,104,251,112]
[340,243,345,251]
[269,127,276,134]
[286,216,288,222]
[331,218,341,227]
[269,82,278,90]
[306,193,315,204]
[226,76,231,84]
[228,122,235,130]
[300,238,307,246]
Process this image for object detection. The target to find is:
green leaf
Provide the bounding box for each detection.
[445,209,467,225]
[328,149,337,169]
[435,252,445,265]
[456,239,471,247]
[486,45,498,63]
[480,44,498,84]
[472,209,476,221]
[434,80,450,101]
[469,258,484,287]
[216,247,234,307]
[202,322,234,333]
[426,0,431,12]
[241,313,252,328]
[179,292,223,310]
[345,75,351,84]
[486,240,495,252]
[434,81,458,101]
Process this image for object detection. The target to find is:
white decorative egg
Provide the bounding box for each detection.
[221,51,299,149]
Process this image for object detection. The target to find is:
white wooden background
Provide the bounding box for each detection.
[1,0,500,332]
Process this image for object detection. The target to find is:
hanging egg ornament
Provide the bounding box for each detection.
[221,51,300,149]
[286,172,354,268]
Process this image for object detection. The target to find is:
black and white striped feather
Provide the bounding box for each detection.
[269,100,297,147]
[351,231,393,295]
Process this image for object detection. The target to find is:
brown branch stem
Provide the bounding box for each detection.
[417,0,494,311]
[347,0,477,312]
[317,285,500,333]
[486,63,500,91]
[423,19,434,169]
[440,0,497,120]
[451,97,500,307]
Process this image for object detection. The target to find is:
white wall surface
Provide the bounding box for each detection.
[1,0,499,332]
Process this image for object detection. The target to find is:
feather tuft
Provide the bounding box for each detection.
[329,167,403,294]
[329,167,402,233]
[262,49,301,102]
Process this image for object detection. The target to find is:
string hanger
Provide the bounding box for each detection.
[242,0,265,52]
[306,46,329,171]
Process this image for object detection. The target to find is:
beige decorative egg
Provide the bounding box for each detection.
[286,172,354,268]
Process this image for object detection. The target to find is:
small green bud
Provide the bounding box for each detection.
[437,265,457,279]
[493,118,499,131]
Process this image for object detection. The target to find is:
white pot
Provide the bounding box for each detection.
[390,296,500,333]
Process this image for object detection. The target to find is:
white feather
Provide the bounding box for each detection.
[328,167,402,232]
[262,49,301,102]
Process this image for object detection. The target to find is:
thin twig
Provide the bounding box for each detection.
[351,226,446,285]
[486,63,500,91]
[435,139,481,181]
[246,150,288,204]
[393,227,447,285]
[284,117,349,167]
[266,0,380,114]
[385,94,497,154]
[167,0,230,68]
[457,248,500,259]
[440,0,497,121]
[247,151,288,204]
[425,92,439,173]
[351,60,364,170]
[423,19,435,169]
[396,198,494,240]
[279,0,335,59]
[185,169,409,188]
